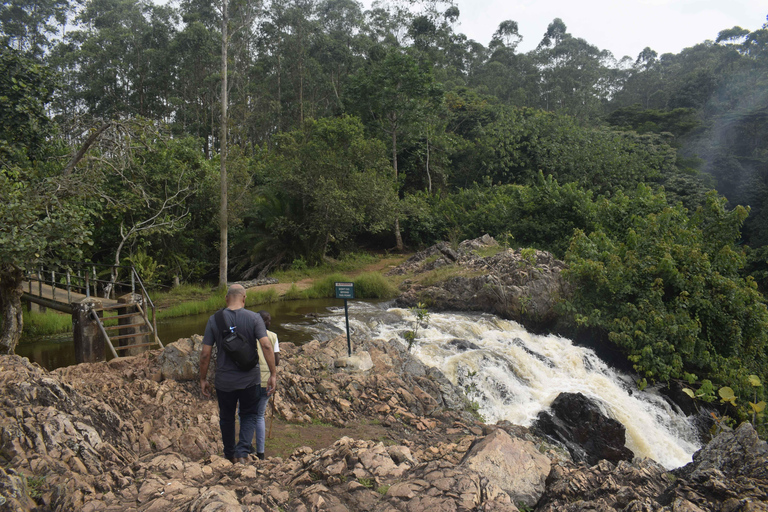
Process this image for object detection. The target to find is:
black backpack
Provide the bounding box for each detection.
[214,309,258,371]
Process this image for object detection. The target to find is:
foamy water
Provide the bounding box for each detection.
[297,302,701,469]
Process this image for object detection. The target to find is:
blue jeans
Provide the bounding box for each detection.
[216,385,262,459]
[255,392,269,454]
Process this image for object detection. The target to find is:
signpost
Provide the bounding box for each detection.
[334,282,354,356]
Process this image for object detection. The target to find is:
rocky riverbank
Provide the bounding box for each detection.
[390,235,568,332]
[1,327,767,511]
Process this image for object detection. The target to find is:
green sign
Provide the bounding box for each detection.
[335,282,354,299]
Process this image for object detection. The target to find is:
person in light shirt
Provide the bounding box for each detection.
[255,310,280,460]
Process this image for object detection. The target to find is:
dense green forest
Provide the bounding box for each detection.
[1,0,767,423]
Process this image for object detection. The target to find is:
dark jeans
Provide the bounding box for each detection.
[216,385,263,459]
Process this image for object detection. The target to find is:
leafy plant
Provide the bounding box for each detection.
[26,475,45,499]
[403,302,430,351]
[748,375,766,425]
[358,477,375,489]
[719,386,737,406]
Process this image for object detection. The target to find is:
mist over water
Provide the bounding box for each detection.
[312,301,701,470]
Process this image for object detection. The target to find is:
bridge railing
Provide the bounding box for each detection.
[24,261,159,341]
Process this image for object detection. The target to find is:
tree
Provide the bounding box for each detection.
[236,115,396,270]
[564,187,768,390]
[0,47,90,353]
[534,18,618,120]
[54,0,178,119]
[348,48,442,249]
[0,0,69,56]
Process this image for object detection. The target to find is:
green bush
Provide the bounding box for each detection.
[353,272,398,299]
[563,187,768,403]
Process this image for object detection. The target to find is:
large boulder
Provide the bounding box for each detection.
[157,335,208,381]
[390,236,568,331]
[533,392,634,466]
[460,428,551,508]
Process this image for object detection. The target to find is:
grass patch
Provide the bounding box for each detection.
[302,274,351,299]
[270,252,380,283]
[155,287,279,320]
[358,477,375,489]
[245,288,280,307]
[353,272,399,299]
[149,283,211,305]
[283,283,305,300]
[22,307,145,337]
[26,475,45,499]
[157,292,225,320]
[296,272,398,300]
[22,310,71,336]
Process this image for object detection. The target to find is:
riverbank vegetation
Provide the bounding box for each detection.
[2,2,767,428]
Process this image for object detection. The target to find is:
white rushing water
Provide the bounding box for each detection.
[296,301,701,469]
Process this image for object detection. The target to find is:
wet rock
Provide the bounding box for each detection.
[448,339,481,352]
[533,392,635,466]
[461,428,551,508]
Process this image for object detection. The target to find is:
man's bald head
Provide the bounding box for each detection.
[225,284,246,308]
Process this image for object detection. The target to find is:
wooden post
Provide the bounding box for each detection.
[72,298,106,363]
[38,267,46,313]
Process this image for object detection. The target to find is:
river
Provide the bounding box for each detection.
[17,298,701,469]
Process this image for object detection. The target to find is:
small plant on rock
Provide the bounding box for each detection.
[403,302,430,351]
[358,477,375,488]
[748,375,766,425]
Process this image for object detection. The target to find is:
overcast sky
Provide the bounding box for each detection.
[366,0,767,61]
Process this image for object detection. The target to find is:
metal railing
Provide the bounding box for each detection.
[24,260,162,351]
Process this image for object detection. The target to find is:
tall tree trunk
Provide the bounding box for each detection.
[0,265,23,354]
[219,0,229,288]
[391,122,403,251]
[425,132,431,194]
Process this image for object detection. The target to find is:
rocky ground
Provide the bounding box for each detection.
[1,329,767,512]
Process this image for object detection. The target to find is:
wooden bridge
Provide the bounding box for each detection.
[23,262,163,363]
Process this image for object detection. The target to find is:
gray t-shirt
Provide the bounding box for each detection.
[203,307,268,392]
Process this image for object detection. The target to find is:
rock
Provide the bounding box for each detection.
[461,428,551,508]
[335,351,373,372]
[666,422,768,508]
[536,458,673,512]
[676,422,768,481]
[233,277,279,288]
[533,392,634,466]
[0,466,37,511]
[6,333,766,512]
[157,335,206,381]
[389,236,568,331]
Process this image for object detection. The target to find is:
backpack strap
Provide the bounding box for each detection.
[214,308,233,334]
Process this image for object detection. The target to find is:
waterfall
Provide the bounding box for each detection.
[296,301,702,470]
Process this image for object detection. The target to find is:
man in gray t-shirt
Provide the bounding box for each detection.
[199,284,277,463]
